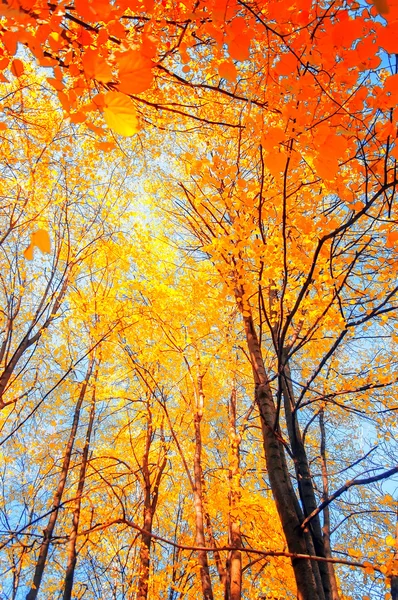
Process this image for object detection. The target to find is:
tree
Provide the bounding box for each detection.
[1,1,398,599]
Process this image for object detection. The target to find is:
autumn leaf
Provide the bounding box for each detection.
[218,61,237,82]
[24,229,51,260]
[23,244,34,260]
[116,50,154,95]
[11,58,24,77]
[82,49,113,84]
[386,230,398,247]
[313,155,339,180]
[47,77,64,91]
[103,91,138,136]
[371,0,389,14]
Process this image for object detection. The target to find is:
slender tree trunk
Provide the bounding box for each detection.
[242,313,320,600]
[193,373,214,600]
[225,386,242,600]
[205,511,227,586]
[12,545,26,600]
[281,350,332,600]
[389,506,398,600]
[136,402,154,600]
[136,404,167,600]
[62,368,98,600]
[26,357,94,600]
[162,371,217,598]
[136,504,153,600]
[319,409,340,600]
[169,496,185,600]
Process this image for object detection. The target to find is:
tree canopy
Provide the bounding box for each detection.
[0,0,398,599]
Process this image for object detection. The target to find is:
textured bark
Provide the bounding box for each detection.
[193,374,214,600]
[319,409,340,600]
[225,386,242,600]
[242,313,320,600]
[136,402,167,600]
[62,368,98,600]
[390,514,398,600]
[281,350,331,600]
[12,546,26,600]
[392,574,398,600]
[26,357,94,600]
[205,511,227,586]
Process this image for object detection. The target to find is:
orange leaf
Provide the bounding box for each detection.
[313,155,339,180]
[74,0,97,21]
[32,229,51,254]
[277,52,297,76]
[23,244,34,261]
[2,31,18,56]
[116,49,154,95]
[70,111,87,124]
[96,141,116,151]
[351,201,364,211]
[218,61,237,82]
[387,231,398,247]
[47,77,64,91]
[11,58,24,77]
[82,49,113,83]
[103,91,138,136]
[266,151,287,177]
[378,21,398,54]
[371,0,389,14]
[227,32,251,62]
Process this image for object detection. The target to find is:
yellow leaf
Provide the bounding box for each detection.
[103,92,138,137]
[386,535,395,547]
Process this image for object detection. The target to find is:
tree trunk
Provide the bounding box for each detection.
[136,402,167,600]
[389,507,398,600]
[26,357,94,600]
[242,313,320,600]
[12,545,26,600]
[193,374,214,600]
[62,367,98,600]
[225,386,242,600]
[319,409,340,600]
[205,511,227,586]
[281,349,332,600]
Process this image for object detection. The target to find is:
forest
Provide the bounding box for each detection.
[0,0,397,598]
